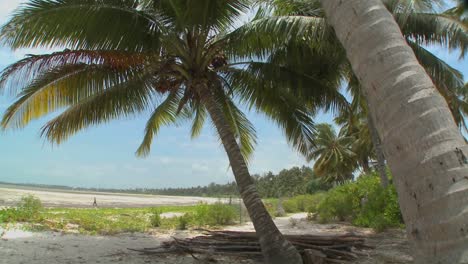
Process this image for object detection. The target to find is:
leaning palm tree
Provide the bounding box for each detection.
[308,123,356,184]
[319,0,468,263]
[255,0,467,187]
[0,0,351,262]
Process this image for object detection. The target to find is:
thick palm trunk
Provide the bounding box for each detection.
[199,86,303,264]
[320,0,468,263]
[367,107,389,188]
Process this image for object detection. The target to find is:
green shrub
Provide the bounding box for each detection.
[177,214,191,230]
[193,202,237,226]
[316,187,355,222]
[305,192,327,213]
[314,171,404,231]
[0,209,18,223]
[283,194,326,213]
[0,195,43,223]
[282,199,299,213]
[353,184,403,231]
[149,209,162,227]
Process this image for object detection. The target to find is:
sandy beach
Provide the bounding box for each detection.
[0,185,227,208]
[0,213,412,264]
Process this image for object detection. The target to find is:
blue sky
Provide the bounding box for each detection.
[0,1,466,189]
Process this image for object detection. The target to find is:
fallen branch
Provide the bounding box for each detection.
[130,230,372,263]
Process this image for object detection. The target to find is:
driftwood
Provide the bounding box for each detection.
[130,230,372,263]
[303,249,327,264]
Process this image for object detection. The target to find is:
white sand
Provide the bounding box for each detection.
[0,229,260,264]
[0,214,412,264]
[0,186,228,208]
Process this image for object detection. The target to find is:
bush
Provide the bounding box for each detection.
[149,209,162,227]
[314,171,403,231]
[18,195,43,220]
[0,195,43,223]
[316,187,355,222]
[282,194,326,213]
[176,214,191,230]
[193,202,237,226]
[305,192,327,213]
[282,199,299,213]
[353,184,403,231]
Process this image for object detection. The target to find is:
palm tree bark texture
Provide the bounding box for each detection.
[320,0,468,263]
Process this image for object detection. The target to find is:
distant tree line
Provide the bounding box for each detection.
[254,166,331,198]
[0,166,331,198]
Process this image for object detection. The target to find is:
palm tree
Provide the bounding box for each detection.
[257,0,467,187]
[308,123,356,184]
[334,101,373,169]
[320,0,468,262]
[0,0,352,262]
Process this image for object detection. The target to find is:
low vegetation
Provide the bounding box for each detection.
[0,200,239,235]
[0,171,403,234]
[149,208,162,228]
[283,193,327,214]
[193,202,238,226]
[0,195,43,223]
[283,171,404,232]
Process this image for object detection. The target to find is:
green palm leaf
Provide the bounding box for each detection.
[2,64,146,129]
[0,0,162,51]
[190,102,207,139]
[217,88,257,161]
[41,72,155,144]
[0,49,151,94]
[136,90,182,157]
[147,0,249,32]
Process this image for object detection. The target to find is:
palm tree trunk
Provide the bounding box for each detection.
[198,85,303,264]
[320,0,468,263]
[367,106,389,188]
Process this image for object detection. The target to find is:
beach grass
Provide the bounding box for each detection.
[1,199,242,235]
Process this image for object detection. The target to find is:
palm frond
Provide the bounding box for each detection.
[0,0,161,51]
[2,64,146,129]
[408,40,464,90]
[400,12,468,57]
[136,90,182,157]
[385,0,445,14]
[268,0,323,17]
[0,49,151,94]
[227,70,316,158]
[309,123,356,180]
[190,102,207,139]
[224,15,334,59]
[145,0,248,32]
[215,87,257,162]
[230,60,348,114]
[40,72,156,144]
